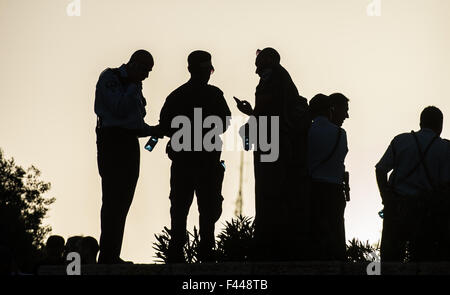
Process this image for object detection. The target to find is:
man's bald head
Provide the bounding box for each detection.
[129,49,154,65]
[126,49,154,82]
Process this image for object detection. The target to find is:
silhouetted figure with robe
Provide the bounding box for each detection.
[235,48,310,261]
[94,50,161,264]
[376,106,450,262]
[308,94,349,261]
[159,51,231,263]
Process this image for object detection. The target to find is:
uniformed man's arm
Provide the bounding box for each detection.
[159,94,176,137]
[215,89,232,134]
[136,123,165,138]
[97,71,141,118]
[375,140,396,203]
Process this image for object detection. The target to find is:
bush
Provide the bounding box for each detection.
[0,149,55,272]
[153,215,381,264]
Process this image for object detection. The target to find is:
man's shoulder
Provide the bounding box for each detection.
[392,132,412,143]
[166,83,189,100]
[206,84,224,96]
[97,68,120,85]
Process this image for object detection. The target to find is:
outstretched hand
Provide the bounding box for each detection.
[234,96,254,116]
[143,125,165,138]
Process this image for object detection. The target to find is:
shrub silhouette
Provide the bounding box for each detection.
[153,226,200,264]
[346,238,380,262]
[0,149,55,272]
[215,215,255,262]
[153,215,381,264]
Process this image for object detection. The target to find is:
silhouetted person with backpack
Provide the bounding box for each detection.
[376,106,450,262]
[308,94,349,261]
[94,50,162,264]
[159,50,231,263]
[235,48,310,261]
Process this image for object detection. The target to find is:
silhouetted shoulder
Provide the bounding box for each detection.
[98,68,114,80]
[164,83,189,102]
[391,132,411,144]
[206,84,224,97]
[96,68,120,88]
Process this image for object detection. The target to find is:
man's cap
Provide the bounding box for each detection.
[309,94,332,115]
[188,50,214,70]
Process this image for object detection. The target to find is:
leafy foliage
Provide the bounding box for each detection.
[346,238,380,262]
[152,226,200,264]
[0,149,55,271]
[215,215,255,262]
[153,215,255,264]
[153,215,381,264]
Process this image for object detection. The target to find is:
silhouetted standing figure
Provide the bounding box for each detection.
[95,50,160,264]
[159,51,231,263]
[376,106,450,262]
[329,93,351,255]
[236,48,310,261]
[308,94,349,261]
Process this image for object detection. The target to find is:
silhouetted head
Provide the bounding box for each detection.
[45,235,65,257]
[126,49,154,82]
[329,93,350,127]
[64,236,83,256]
[80,236,99,264]
[188,50,214,85]
[420,106,443,135]
[255,47,280,79]
[309,94,332,120]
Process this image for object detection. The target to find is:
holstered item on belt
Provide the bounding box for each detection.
[344,171,350,202]
[96,116,103,130]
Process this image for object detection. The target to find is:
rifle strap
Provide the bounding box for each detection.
[411,131,438,189]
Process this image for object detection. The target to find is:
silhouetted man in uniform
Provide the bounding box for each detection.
[330,93,351,255]
[95,50,160,264]
[376,106,450,262]
[308,94,349,261]
[159,51,231,263]
[236,48,310,261]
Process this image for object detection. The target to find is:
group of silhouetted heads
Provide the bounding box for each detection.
[41,235,99,266]
[124,47,312,87]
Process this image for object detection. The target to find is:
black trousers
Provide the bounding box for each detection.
[253,152,311,261]
[310,181,346,261]
[96,127,139,263]
[381,195,450,262]
[168,154,224,262]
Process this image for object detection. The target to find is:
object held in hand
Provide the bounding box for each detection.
[145,137,158,152]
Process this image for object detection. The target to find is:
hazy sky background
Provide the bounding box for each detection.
[1,0,449,263]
